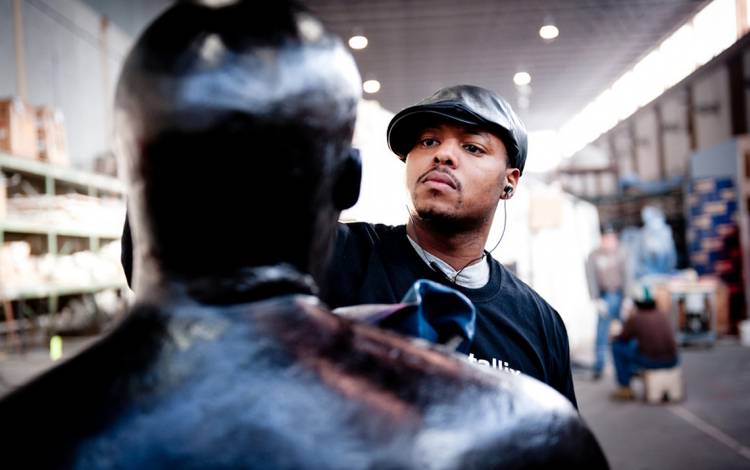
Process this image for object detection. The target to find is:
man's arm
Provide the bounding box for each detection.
[121,217,370,299]
[556,319,578,409]
[585,252,609,317]
[319,222,370,308]
[613,315,636,342]
[584,252,600,300]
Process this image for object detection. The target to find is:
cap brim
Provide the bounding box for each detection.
[387,107,485,161]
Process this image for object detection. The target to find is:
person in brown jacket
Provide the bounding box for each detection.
[610,284,679,400]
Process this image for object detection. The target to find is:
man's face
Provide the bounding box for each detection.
[405,122,519,230]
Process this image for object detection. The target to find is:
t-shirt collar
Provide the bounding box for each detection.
[405,234,490,288]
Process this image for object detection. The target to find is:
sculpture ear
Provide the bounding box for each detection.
[332,148,362,210]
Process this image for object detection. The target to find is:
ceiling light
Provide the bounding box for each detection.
[513,72,531,86]
[363,79,381,94]
[539,24,559,40]
[348,35,368,50]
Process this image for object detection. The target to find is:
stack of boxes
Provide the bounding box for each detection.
[0,173,6,218]
[687,177,739,275]
[688,138,750,333]
[36,106,69,166]
[0,98,38,160]
[687,177,743,332]
[0,97,69,166]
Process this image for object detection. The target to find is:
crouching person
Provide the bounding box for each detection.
[611,284,679,400]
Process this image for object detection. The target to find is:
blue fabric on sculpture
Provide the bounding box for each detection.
[377,279,476,353]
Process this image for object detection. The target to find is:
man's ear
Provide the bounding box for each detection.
[502,167,521,199]
[333,147,362,210]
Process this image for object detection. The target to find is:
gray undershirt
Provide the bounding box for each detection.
[406,234,490,288]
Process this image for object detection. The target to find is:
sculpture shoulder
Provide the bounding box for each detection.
[248,295,609,469]
[0,305,167,468]
[139,296,608,468]
[0,298,607,469]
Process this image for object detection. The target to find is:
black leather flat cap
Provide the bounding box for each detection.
[387,85,528,173]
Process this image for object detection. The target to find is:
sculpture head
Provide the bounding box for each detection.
[115,0,362,295]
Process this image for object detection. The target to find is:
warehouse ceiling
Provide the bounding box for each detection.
[89,0,712,132]
[305,0,711,130]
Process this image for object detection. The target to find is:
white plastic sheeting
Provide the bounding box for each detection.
[502,180,601,363]
[342,100,408,226]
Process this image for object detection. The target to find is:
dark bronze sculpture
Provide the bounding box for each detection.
[0,1,608,468]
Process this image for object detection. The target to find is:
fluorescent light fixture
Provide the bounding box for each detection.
[692,0,735,66]
[539,24,559,40]
[348,35,368,50]
[513,72,531,86]
[659,24,698,90]
[363,79,381,94]
[630,49,665,108]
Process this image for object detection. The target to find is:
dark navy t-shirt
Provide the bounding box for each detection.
[322,222,577,408]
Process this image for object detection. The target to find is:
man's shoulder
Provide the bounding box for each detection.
[336,222,405,249]
[339,221,404,237]
[326,222,407,301]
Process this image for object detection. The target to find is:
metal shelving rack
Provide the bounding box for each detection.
[0,151,127,339]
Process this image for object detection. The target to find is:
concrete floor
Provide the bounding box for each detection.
[0,335,98,395]
[575,338,750,470]
[1,336,749,469]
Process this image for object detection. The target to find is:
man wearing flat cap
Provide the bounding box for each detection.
[323,84,578,406]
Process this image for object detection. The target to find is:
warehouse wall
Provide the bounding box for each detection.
[694,67,732,150]
[0,1,18,94]
[79,0,170,38]
[633,108,660,181]
[0,0,164,170]
[661,93,692,178]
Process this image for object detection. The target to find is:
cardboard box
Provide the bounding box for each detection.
[0,175,6,218]
[94,153,117,176]
[36,106,69,166]
[0,97,38,160]
[529,192,564,231]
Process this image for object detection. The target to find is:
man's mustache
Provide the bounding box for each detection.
[417,167,461,191]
